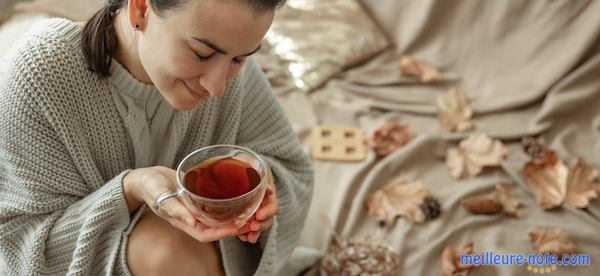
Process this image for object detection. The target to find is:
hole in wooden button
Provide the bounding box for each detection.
[344,131,354,138]
[322,145,332,152]
[322,130,331,137]
[346,147,356,154]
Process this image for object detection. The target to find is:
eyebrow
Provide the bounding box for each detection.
[193,37,262,57]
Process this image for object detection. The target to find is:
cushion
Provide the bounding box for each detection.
[265,0,391,92]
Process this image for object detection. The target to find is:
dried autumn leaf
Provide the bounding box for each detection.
[398,56,441,83]
[441,241,474,276]
[321,237,400,276]
[529,227,578,257]
[564,158,600,208]
[494,184,520,217]
[523,151,569,209]
[437,87,475,132]
[365,121,416,157]
[364,176,433,225]
[446,134,508,179]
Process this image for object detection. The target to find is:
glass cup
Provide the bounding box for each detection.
[170,145,268,228]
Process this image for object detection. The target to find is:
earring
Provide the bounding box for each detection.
[133,24,139,32]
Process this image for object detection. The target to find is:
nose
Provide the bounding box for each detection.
[199,61,228,97]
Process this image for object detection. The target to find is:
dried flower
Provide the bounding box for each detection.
[321,237,400,276]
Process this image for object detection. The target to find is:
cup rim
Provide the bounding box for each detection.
[176,144,268,203]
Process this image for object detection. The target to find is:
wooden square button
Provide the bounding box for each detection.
[311,126,366,162]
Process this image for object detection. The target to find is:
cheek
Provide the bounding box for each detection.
[160,46,201,82]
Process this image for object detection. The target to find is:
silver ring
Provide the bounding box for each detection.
[154,191,179,211]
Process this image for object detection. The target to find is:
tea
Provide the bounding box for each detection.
[184,157,261,199]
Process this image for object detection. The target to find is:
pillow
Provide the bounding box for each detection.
[265,0,391,92]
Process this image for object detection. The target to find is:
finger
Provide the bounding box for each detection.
[254,217,273,232]
[238,234,248,242]
[156,198,197,228]
[259,189,274,208]
[248,231,260,244]
[237,223,251,235]
[256,202,277,221]
[250,219,261,232]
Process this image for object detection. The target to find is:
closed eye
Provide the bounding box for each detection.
[193,50,246,64]
[194,51,211,62]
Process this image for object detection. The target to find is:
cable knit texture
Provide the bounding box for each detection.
[0,19,313,276]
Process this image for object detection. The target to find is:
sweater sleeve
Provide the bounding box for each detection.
[0,42,131,275]
[218,58,314,276]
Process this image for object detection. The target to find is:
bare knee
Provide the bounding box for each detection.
[126,209,224,276]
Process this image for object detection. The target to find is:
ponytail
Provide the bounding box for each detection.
[81,1,125,78]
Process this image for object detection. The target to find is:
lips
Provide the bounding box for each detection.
[182,81,209,101]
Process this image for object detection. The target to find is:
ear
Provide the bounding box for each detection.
[128,0,149,31]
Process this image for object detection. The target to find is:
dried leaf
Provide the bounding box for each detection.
[437,87,474,132]
[523,151,567,209]
[441,241,474,276]
[529,227,578,257]
[461,194,503,215]
[364,176,432,225]
[523,151,584,209]
[495,184,520,217]
[365,121,416,157]
[399,56,441,83]
[564,158,600,208]
[321,237,400,276]
[446,134,508,179]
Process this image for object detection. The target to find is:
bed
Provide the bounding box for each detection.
[1,0,599,275]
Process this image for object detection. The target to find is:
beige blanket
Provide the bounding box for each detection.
[268,0,600,275]
[2,0,599,275]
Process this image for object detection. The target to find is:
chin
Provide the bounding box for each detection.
[163,97,198,111]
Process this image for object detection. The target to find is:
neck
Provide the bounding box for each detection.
[113,11,153,84]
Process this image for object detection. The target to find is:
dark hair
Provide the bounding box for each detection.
[82,0,286,78]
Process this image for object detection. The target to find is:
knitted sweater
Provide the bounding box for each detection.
[0,19,313,276]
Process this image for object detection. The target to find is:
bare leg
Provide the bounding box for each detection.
[126,208,226,276]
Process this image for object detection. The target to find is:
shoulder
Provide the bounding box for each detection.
[1,18,96,105]
[4,18,83,64]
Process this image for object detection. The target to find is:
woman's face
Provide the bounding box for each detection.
[137,0,273,110]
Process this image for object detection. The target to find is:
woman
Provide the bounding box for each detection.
[0,0,313,275]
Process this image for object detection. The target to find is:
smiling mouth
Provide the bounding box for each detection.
[182,81,209,101]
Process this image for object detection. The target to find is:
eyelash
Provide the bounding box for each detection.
[194,52,245,64]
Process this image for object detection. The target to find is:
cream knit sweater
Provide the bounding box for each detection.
[0,19,313,276]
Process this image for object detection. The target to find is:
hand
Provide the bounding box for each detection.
[123,166,239,243]
[236,168,278,244]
